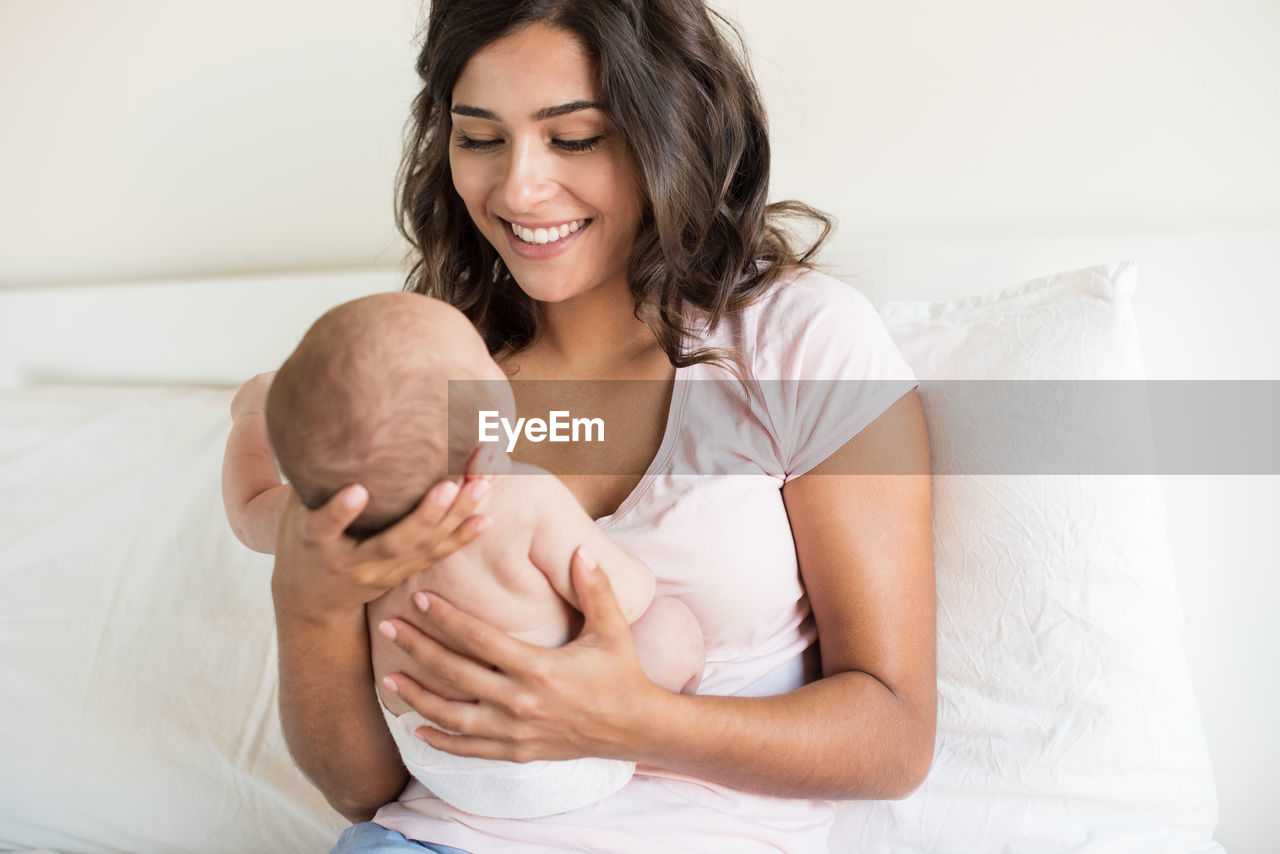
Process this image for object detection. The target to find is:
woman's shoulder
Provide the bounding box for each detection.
[712,266,909,383]
[744,266,881,330]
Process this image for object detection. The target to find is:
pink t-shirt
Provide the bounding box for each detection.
[374,268,917,853]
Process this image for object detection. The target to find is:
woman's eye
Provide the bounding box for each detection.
[453,134,604,153]
[455,134,501,151]
[554,136,604,153]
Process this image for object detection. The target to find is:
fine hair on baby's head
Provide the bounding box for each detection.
[266,292,510,539]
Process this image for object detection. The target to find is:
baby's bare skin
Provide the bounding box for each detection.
[228,293,706,724]
[369,462,703,716]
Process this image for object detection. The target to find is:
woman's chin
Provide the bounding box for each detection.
[502,268,586,304]
[521,284,583,305]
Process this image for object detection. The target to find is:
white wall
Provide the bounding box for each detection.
[735,0,1280,240]
[0,0,423,286]
[2,0,1278,287]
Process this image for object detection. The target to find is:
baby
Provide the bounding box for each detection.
[257,292,704,819]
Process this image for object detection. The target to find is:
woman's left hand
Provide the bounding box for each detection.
[377,548,665,763]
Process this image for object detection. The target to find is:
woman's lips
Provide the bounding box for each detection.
[510,218,587,245]
[501,217,591,260]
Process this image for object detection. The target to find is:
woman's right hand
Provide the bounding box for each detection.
[271,472,495,821]
[271,477,493,626]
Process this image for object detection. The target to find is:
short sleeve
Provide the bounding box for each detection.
[740,270,917,481]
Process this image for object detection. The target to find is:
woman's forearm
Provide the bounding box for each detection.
[274,604,409,821]
[267,477,495,821]
[636,670,934,800]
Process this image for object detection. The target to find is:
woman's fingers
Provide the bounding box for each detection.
[383,672,481,735]
[379,616,509,700]
[422,513,492,564]
[359,478,491,563]
[298,484,368,545]
[415,727,525,762]
[411,592,531,672]
[570,547,631,643]
[386,674,545,763]
[372,553,656,766]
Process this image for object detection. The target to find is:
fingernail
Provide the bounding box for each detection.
[412,592,430,612]
[431,481,460,506]
[343,485,368,509]
[467,479,490,500]
[473,516,492,533]
[576,547,599,573]
[382,676,398,693]
[413,728,429,742]
[377,620,397,640]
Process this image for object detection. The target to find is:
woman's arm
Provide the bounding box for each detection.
[636,388,936,797]
[272,477,495,821]
[378,390,936,799]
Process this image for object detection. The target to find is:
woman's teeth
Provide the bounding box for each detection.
[510,219,586,245]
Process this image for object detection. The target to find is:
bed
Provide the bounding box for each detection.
[3,228,1274,852]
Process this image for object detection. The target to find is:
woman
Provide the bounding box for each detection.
[267,1,935,850]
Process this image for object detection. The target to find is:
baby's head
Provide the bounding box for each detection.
[266,292,512,539]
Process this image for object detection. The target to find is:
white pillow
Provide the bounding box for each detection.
[831,263,1223,852]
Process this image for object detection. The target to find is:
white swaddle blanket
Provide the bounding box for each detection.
[382,707,635,819]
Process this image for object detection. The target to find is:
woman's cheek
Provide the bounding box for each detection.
[449,152,486,209]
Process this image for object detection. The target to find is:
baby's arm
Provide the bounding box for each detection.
[527,478,655,625]
[527,475,703,693]
[221,372,291,554]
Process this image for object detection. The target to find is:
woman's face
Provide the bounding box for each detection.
[448,24,645,306]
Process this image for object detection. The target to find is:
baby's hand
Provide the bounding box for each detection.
[231,371,277,421]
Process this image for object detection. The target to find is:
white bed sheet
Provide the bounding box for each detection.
[0,385,345,851]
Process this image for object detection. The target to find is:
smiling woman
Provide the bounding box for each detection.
[444,27,644,307]
[260,1,935,852]
[397,0,833,362]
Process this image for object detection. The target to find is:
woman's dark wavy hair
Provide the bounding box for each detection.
[397,0,832,366]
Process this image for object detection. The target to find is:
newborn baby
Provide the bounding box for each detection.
[264,292,704,818]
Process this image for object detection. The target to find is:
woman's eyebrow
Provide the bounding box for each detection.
[450,101,604,121]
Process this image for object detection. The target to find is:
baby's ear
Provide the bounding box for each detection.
[463,443,510,481]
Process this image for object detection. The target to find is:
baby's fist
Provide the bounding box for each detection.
[231,371,278,421]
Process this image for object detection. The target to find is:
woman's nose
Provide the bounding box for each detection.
[499,140,557,214]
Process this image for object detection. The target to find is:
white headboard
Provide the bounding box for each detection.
[3,229,1275,386]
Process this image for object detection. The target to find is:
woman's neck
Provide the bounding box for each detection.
[524,280,670,379]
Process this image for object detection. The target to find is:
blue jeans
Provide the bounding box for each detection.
[330,822,472,854]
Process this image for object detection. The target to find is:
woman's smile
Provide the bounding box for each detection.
[507,218,589,245]
[501,217,593,260]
